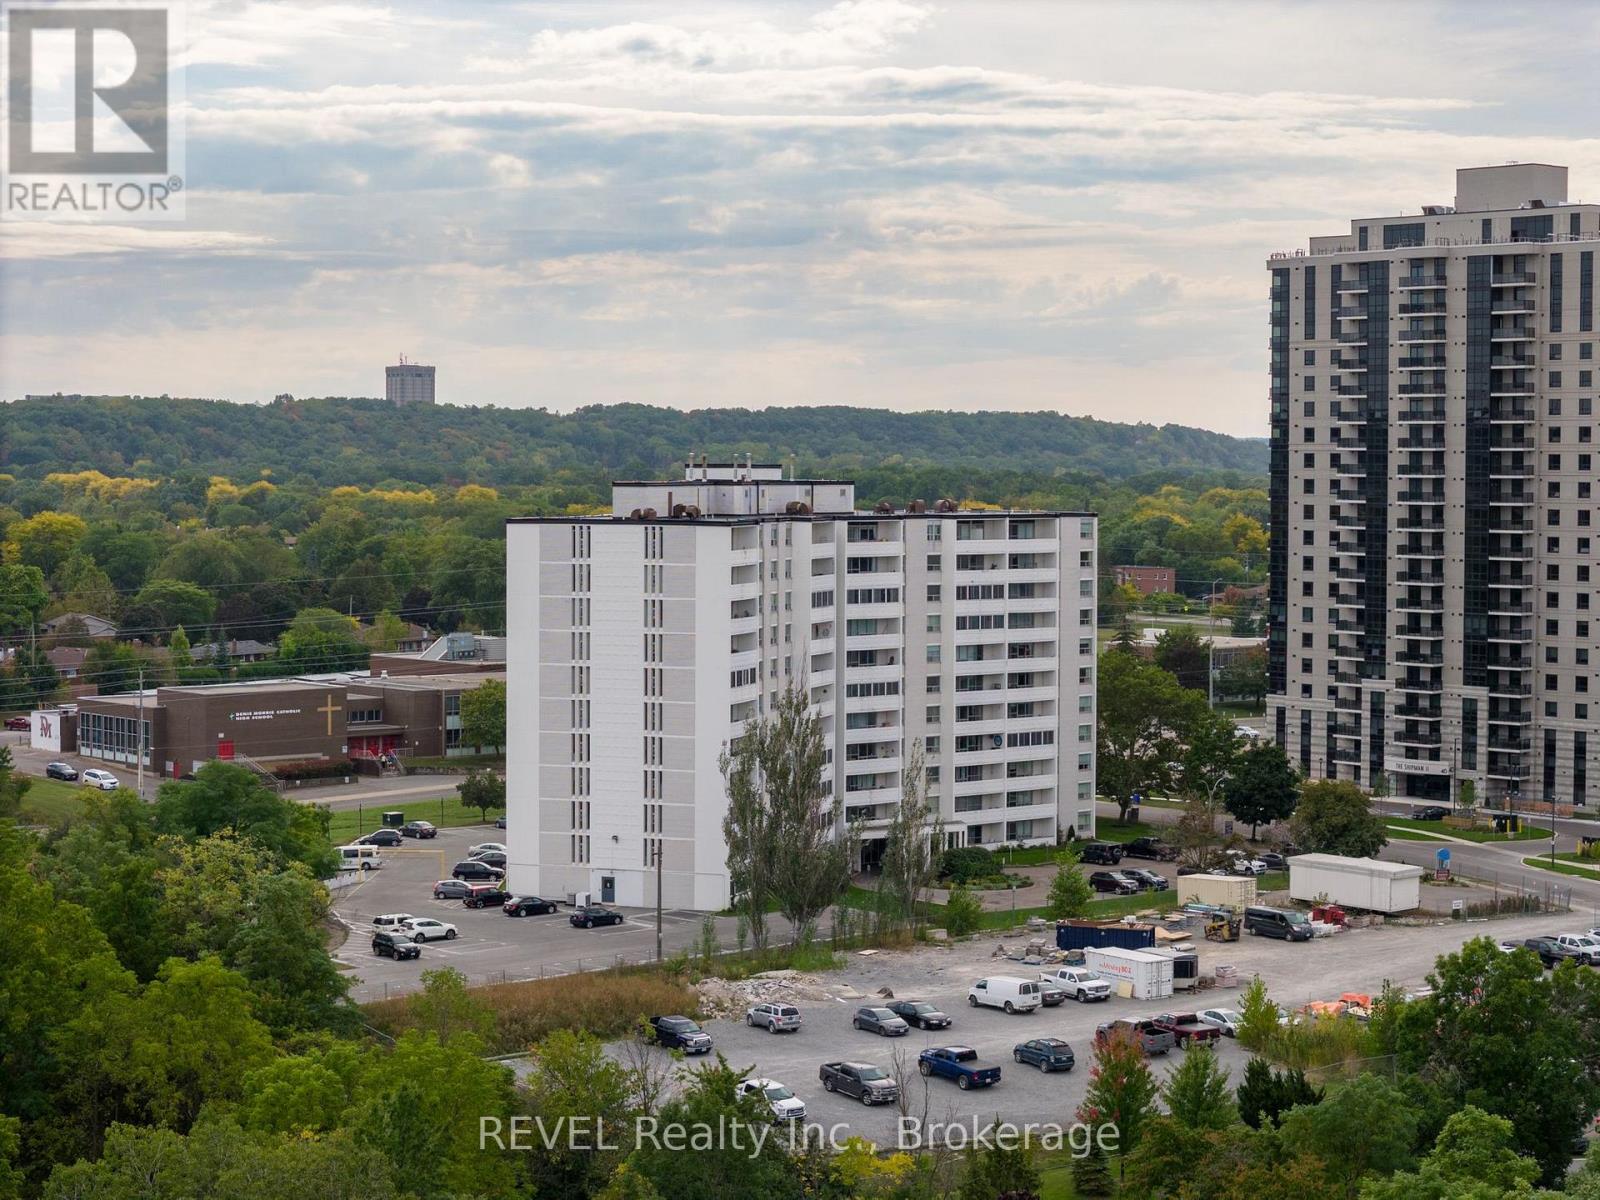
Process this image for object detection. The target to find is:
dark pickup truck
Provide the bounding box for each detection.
[1152,1011,1224,1049]
[1094,1019,1176,1056]
[819,1061,900,1106]
[1123,836,1179,862]
[917,1046,1001,1091]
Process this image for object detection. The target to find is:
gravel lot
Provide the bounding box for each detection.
[596,910,1583,1149]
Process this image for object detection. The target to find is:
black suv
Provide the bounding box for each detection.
[452,859,505,882]
[464,887,513,909]
[1123,837,1178,861]
[886,1000,951,1030]
[401,821,437,839]
[1089,870,1141,895]
[505,895,559,917]
[570,905,624,928]
[372,931,421,960]
[358,829,404,847]
[1121,868,1169,892]
[1523,937,1582,968]
[1080,842,1124,865]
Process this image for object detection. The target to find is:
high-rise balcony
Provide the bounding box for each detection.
[1394,648,1444,666]
[1395,702,1442,720]
[1397,353,1447,369]
[1490,354,1536,369]
[1397,273,1449,289]
[1331,353,1370,371]
[1399,404,1447,422]
[1396,462,1445,477]
[1333,306,1369,320]
[1396,542,1445,559]
[1393,595,1445,614]
[1487,598,1533,615]
[1489,383,1536,399]
[1333,459,1369,479]
[1333,592,1367,609]
[1330,746,1363,764]
[1491,297,1534,313]
[1397,327,1447,343]
[1330,642,1365,661]
[1397,300,1447,317]
[1332,485,1370,504]
[1490,323,1534,341]
[1490,433,1534,451]
[1395,513,1445,529]
[1334,384,1369,397]
[1487,732,1532,753]
[1487,486,1532,505]
[1393,728,1443,748]
[1335,332,1369,346]
[1394,624,1444,640]
[1396,676,1444,693]
[1397,380,1446,395]
[1334,277,1371,293]
[1488,653,1532,670]
[1332,433,1371,449]
[1396,565,1445,583]
[1487,682,1533,699]
[1397,487,1446,505]
[1491,271,1537,286]
[1487,545,1533,563]
[1486,625,1533,643]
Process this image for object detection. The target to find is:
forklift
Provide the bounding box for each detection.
[1205,912,1241,942]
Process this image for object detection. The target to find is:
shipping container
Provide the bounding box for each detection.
[1148,948,1200,991]
[1288,854,1422,914]
[1083,947,1174,1000]
[1173,872,1257,910]
[1056,919,1157,953]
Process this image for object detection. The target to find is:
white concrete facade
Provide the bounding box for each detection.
[1269,163,1600,808]
[506,469,1099,911]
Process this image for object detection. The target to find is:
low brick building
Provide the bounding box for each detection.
[1113,565,1177,596]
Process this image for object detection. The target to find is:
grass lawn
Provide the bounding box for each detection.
[17,778,93,825]
[401,753,505,772]
[320,796,501,843]
[1387,828,1444,842]
[1521,854,1600,880]
[1384,816,1548,843]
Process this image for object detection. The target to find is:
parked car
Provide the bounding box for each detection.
[371,913,414,932]
[1411,806,1451,821]
[967,976,1042,1014]
[736,1077,805,1122]
[1013,1037,1075,1072]
[432,879,472,900]
[1089,870,1141,895]
[371,931,421,960]
[648,1015,712,1054]
[463,886,512,909]
[1175,864,1203,876]
[495,816,508,829]
[1094,1019,1175,1056]
[1550,934,1600,965]
[451,859,505,882]
[45,761,78,781]
[1523,936,1582,968]
[1244,905,1313,942]
[4,716,30,731]
[1196,1008,1241,1037]
[1123,837,1178,861]
[852,1006,909,1037]
[504,895,559,917]
[569,905,624,928]
[886,1000,950,1030]
[818,1061,899,1105]
[469,842,507,857]
[474,851,508,870]
[402,917,458,942]
[1036,980,1068,1007]
[1121,868,1169,892]
[81,768,119,791]
[357,828,404,847]
[746,1002,803,1033]
[918,1046,1000,1090]
[1080,842,1124,865]
[1152,1011,1224,1048]
[1257,851,1290,872]
[1225,854,1268,877]
[401,821,437,839]
[1045,967,1112,1003]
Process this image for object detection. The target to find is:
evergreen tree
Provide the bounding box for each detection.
[1161,1045,1235,1131]
[1071,1138,1115,1198]
[1045,847,1092,920]
[956,1141,1040,1200]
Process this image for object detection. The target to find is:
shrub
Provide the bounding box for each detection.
[939,846,996,884]
[944,885,985,936]
[362,967,699,1055]
[271,757,356,782]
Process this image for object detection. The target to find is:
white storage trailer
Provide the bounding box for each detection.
[1288,853,1423,914]
[1083,947,1174,1000]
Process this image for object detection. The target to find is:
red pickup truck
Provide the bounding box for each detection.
[1152,1011,1223,1049]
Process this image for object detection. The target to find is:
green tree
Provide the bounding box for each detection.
[878,743,942,929]
[720,682,849,947]
[81,641,153,695]
[407,967,494,1045]
[238,1043,363,1135]
[460,678,506,752]
[1224,742,1300,840]
[154,762,338,876]
[1079,1025,1159,1155]
[277,607,367,673]
[1218,646,1268,705]
[1177,706,1241,802]
[1097,650,1207,820]
[524,1029,638,1200]
[0,563,50,635]
[5,511,88,578]
[0,1114,21,1200]
[362,610,409,652]
[225,869,352,1035]
[943,884,984,936]
[1154,625,1210,692]
[1359,1105,1539,1200]
[1236,1057,1322,1130]
[167,624,191,663]
[1278,1072,1418,1195]
[1162,1044,1235,1131]
[1236,976,1279,1052]
[1045,847,1093,920]
[457,771,506,820]
[1072,1137,1115,1197]
[1394,936,1600,1185]
[956,1140,1040,1200]
[1291,779,1387,858]
[126,578,217,632]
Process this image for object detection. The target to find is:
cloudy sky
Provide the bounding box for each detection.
[5,0,1600,435]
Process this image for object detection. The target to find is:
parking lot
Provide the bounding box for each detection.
[330,824,746,1002]
[589,910,1581,1147]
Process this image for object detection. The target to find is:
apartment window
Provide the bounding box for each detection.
[926,555,941,572]
[927,523,942,541]
[926,584,941,602]
[1303,350,1315,366]
[926,644,941,663]
[1552,371,1563,389]
[926,675,941,693]
[926,614,941,633]
[1303,376,1315,391]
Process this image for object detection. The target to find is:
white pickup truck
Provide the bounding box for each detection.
[1042,966,1112,1003]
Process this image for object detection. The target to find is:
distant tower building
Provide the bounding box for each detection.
[386,356,436,405]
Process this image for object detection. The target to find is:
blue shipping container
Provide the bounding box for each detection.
[1055,920,1157,953]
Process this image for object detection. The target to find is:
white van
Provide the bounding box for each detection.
[338,845,384,871]
[967,976,1042,1014]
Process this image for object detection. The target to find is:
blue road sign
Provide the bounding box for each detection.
[1436,848,1451,864]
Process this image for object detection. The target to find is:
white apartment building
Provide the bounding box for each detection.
[1269,163,1600,809]
[506,460,1099,911]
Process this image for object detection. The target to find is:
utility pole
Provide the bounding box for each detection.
[135,668,145,800]
[1207,577,1223,709]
